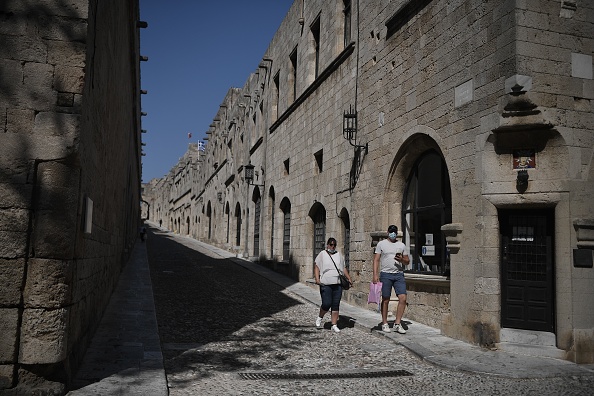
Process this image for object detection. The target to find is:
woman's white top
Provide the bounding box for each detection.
[315,250,345,285]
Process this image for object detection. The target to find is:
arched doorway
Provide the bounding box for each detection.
[252,188,262,258]
[207,202,212,239]
[235,203,242,246]
[280,198,291,261]
[309,203,326,275]
[340,208,351,269]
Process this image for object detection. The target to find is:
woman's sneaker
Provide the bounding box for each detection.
[331,324,341,333]
[381,323,391,333]
[394,323,407,334]
[315,316,323,328]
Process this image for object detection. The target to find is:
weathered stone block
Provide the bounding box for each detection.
[0,107,6,133]
[32,211,77,259]
[38,15,88,42]
[0,209,29,233]
[474,277,499,295]
[24,259,74,309]
[0,308,19,361]
[0,231,27,259]
[19,308,68,364]
[0,35,47,64]
[47,40,86,67]
[37,160,81,189]
[0,364,15,389]
[0,128,79,162]
[54,65,85,94]
[0,259,26,306]
[0,183,33,208]
[31,161,80,259]
[6,108,35,135]
[1,0,88,19]
[33,111,80,138]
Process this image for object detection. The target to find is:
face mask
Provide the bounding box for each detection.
[388,232,397,240]
[327,248,336,254]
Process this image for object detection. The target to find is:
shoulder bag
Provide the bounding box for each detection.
[327,251,351,290]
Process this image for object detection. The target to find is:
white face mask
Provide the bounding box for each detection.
[327,248,336,254]
[388,232,397,240]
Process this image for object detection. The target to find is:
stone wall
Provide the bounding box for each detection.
[0,0,142,392]
[143,0,594,363]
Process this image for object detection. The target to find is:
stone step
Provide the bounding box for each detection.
[496,328,566,360]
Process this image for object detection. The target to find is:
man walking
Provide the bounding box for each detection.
[373,225,410,333]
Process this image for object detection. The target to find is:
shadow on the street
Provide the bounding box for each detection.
[145,226,311,377]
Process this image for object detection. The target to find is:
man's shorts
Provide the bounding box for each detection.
[379,272,406,298]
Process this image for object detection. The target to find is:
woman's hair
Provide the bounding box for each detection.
[327,237,337,245]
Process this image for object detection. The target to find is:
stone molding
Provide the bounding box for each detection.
[441,223,463,254]
[573,219,594,248]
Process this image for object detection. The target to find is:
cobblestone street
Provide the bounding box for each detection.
[145,228,594,395]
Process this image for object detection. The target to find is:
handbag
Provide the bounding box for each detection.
[327,251,351,290]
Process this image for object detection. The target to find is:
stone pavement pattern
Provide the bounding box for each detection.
[68,224,594,395]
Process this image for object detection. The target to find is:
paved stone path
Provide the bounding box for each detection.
[145,227,594,395]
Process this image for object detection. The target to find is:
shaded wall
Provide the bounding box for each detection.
[0,0,142,392]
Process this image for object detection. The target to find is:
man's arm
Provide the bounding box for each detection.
[372,252,381,283]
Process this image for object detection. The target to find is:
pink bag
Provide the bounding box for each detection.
[367,282,382,305]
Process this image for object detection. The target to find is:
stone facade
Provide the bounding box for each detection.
[143,0,594,363]
[0,0,143,392]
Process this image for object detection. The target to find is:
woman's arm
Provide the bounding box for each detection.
[314,263,321,284]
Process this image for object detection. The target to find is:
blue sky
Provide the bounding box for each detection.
[139,1,293,182]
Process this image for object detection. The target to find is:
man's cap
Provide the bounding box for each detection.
[388,225,398,233]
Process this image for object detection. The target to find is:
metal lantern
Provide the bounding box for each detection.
[343,105,357,143]
[244,163,255,183]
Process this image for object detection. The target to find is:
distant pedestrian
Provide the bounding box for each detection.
[140,225,147,242]
[314,237,352,333]
[373,225,410,334]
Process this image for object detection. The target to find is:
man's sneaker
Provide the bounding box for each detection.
[394,323,407,334]
[315,316,323,328]
[331,324,341,333]
[381,323,391,333]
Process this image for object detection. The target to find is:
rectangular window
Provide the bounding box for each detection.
[343,0,351,48]
[311,16,320,79]
[273,71,280,120]
[385,0,433,39]
[314,149,323,173]
[290,47,297,102]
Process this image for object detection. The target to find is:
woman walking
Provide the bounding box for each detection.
[313,237,352,333]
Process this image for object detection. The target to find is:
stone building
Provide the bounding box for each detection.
[143,0,594,363]
[0,0,143,393]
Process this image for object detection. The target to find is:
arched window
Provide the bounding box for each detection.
[402,150,452,275]
[280,198,291,261]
